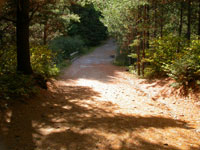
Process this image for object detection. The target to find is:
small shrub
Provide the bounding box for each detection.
[0,45,60,99]
[114,53,130,66]
[31,45,59,77]
[49,36,85,61]
[145,35,188,75]
[0,45,17,75]
[128,65,137,74]
[163,39,200,89]
[143,67,160,78]
[0,45,59,78]
[114,48,130,66]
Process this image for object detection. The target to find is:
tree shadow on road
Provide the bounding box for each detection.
[0,82,200,150]
[59,63,126,84]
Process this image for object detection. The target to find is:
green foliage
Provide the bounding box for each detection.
[163,39,200,88]
[114,53,130,66]
[91,0,145,48]
[143,67,160,78]
[0,45,60,78]
[141,36,200,88]
[128,65,137,74]
[0,74,38,100]
[145,35,187,76]
[0,34,91,100]
[68,4,107,46]
[49,36,85,61]
[0,45,60,100]
[0,46,17,75]
[31,45,59,77]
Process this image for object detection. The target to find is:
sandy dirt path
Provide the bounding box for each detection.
[1,39,200,150]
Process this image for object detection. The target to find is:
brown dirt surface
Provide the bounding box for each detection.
[0,39,200,150]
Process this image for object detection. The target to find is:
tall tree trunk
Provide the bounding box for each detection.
[160,6,164,38]
[178,1,184,53]
[146,3,150,49]
[198,0,200,38]
[186,0,191,40]
[137,42,141,76]
[136,7,141,76]
[154,1,157,37]
[128,25,134,65]
[142,31,145,76]
[142,5,147,77]
[43,23,48,45]
[16,0,33,74]
[179,2,183,37]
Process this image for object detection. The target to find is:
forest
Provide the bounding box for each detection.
[0,0,107,99]
[1,0,200,99]
[1,0,200,150]
[94,0,200,92]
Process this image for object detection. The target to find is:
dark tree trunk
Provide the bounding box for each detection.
[179,2,183,37]
[142,31,145,76]
[16,0,33,74]
[198,0,200,37]
[160,6,164,38]
[178,1,184,53]
[136,6,141,76]
[146,3,150,49]
[137,43,141,76]
[186,0,191,40]
[154,1,157,37]
[142,5,147,77]
[43,23,48,45]
[128,25,134,65]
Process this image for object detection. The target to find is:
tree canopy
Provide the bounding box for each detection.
[1,0,200,96]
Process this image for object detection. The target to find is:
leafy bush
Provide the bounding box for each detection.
[143,67,160,78]
[0,45,17,75]
[114,53,130,66]
[31,45,59,77]
[145,35,188,76]
[142,36,200,89]
[163,40,200,88]
[0,45,59,77]
[49,36,85,62]
[128,35,200,90]
[0,45,60,100]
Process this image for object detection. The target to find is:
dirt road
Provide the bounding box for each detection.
[1,39,200,150]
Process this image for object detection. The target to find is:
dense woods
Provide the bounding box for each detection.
[1,0,200,98]
[89,0,200,92]
[1,1,200,149]
[0,0,107,99]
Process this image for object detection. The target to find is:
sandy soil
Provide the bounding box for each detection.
[0,39,200,150]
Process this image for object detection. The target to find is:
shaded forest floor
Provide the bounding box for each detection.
[0,39,200,150]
